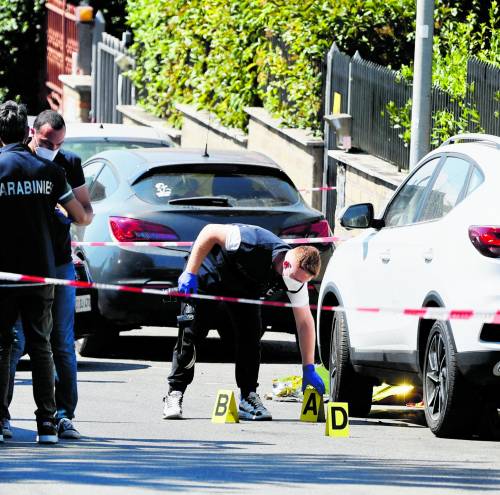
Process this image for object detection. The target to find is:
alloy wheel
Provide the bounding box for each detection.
[425,332,448,421]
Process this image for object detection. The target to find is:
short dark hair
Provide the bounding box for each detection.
[0,100,28,144]
[33,109,65,132]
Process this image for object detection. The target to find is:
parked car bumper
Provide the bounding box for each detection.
[457,350,500,386]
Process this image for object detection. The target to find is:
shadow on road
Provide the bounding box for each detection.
[92,333,300,364]
[1,436,499,491]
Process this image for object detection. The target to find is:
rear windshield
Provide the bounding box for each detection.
[63,140,170,162]
[133,172,300,207]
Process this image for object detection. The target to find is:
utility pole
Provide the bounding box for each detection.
[409,0,435,169]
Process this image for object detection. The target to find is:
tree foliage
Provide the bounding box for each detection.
[127,0,419,131]
[127,0,499,133]
[0,0,45,112]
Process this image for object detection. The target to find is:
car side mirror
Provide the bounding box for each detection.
[340,203,376,229]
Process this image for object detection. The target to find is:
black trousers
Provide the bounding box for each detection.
[168,300,262,397]
[0,284,55,420]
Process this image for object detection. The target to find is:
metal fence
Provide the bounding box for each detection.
[350,52,413,170]
[467,57,500,136]
[324,45,500,172]
[46,0,79,109]
[328,44,350,115]
[92,30,135,123]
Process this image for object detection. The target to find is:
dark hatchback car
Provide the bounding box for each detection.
[73,148,332,355]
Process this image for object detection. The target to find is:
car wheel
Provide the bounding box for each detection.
[76,331,119,358]
[423,320,469,437]
[329,311,373,417]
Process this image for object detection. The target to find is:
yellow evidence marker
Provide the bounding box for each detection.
[211,390,239,424]
[300,388,325,422]
[325,402,350,437]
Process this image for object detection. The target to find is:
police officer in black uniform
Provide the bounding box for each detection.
[163,223,325,421]
[0,101,88,444]
[3,110,93,441]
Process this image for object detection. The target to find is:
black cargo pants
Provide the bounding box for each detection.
[0,284,56,420]
[168,299,262,397]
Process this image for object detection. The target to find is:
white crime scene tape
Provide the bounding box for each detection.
[1,271,499,323]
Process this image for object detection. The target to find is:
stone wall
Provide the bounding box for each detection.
[175,104,324,210]
[327,149,407,234]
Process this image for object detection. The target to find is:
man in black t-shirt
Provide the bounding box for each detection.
[0,101,87,444]
[3,110,93,441]
[163,224,325,421]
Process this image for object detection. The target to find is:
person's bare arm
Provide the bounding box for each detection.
[185,224,230,274]
[73,184,94,224]
[292,305,316,365]
[62,197,88,225]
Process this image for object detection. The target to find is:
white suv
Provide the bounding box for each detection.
[317,134,500,439]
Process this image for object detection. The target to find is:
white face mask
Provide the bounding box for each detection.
[282,275,304,293]
[35,146,58,162]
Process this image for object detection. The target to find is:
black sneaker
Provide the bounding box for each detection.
[0,420,4,443]
[36,418,58,444]
[239,392,272,421]
[57,418,81,439]
[2,419,12,439]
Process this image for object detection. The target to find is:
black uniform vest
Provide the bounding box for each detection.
[198,224,291,298]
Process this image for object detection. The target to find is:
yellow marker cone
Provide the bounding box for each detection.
[300,388,325,422]
[325,402,350,437]
[211,390,239,423]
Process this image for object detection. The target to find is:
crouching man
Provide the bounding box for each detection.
[163,223,325,421]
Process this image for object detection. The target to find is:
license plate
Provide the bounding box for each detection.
[75,294,91,313]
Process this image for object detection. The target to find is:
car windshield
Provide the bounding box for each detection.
[133,171,299,207]
[63,140,170,162]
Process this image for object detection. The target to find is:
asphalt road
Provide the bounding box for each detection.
[2,327,499,495]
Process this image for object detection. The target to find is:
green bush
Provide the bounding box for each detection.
[0,0,45,112]
[387,1,499,146]
[127,0,418,132]
[127,0,499,134]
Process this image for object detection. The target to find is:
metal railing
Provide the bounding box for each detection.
[323,43,500,172]
[92,30,136,123]
[350,52,413,170]
[46,0,78,109]
[467,57,500,136]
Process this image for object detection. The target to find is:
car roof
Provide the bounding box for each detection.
[121,148,281,168]
[417,136,500,178]
[86,148,285,184]
[64,123,170,142]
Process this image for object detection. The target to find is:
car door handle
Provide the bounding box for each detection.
[423,249,434,263]
[379,250,391,263]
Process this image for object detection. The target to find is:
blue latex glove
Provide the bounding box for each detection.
[55,207,72,225]
[178,271,198,294]
[302,364,325,395]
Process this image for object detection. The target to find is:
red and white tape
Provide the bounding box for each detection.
[71,236,341,248]
[1,270,500,323]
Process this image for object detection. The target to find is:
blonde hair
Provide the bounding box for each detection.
[292,246,321,278]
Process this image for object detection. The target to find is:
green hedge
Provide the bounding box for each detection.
[0,0,45,112]
[127,0,498,133]
[127,0,419,132]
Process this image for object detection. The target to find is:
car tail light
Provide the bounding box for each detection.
[280,219,332,239]
[468,226,500,258]
[109,216,179,242]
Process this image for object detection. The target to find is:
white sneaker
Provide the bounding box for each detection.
[163,390,183,419]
